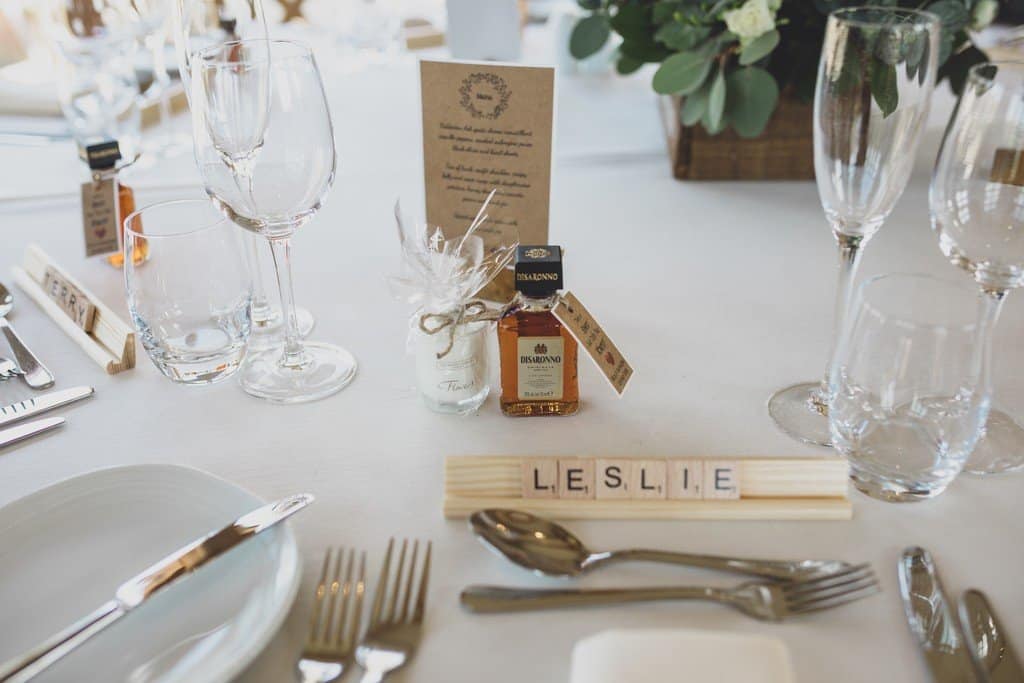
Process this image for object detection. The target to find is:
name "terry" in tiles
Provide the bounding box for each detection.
[521,458,741,501]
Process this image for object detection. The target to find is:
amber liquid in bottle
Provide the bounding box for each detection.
[106,179,148,268]
[498,293,579,416]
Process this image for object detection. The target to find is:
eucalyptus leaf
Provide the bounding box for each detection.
[577,0,603,9]
[726,66,779,138]
[870,60,898,117]
[570,15,611,59]
[655,22,711,51]
[927,0,970,32]
[616,53,644,75]
[739,30,779,66]
[652,50,713,95]
[707,68,726,130]
[621,38,672,63]
[652,1,680,24]
[610,3,650,44]
[937,31,955,65]
[680,83,709,126]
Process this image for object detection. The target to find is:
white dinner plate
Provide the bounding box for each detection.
[0,465,302,683]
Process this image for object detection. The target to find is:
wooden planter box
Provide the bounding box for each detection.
[658,94,815,181]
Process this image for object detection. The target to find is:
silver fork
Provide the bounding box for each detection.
[355,538,432,683]
[460,563,879,620]
[0,357,23,382]
[298,548,366,683]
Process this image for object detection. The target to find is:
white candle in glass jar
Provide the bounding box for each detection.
[414,320,489,413]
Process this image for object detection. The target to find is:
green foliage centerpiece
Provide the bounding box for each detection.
[571,0,996,138]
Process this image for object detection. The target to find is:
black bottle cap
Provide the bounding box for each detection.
[85,141,122,170]
[514,245,563,297]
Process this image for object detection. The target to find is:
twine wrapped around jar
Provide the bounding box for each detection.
[418,300,506,359]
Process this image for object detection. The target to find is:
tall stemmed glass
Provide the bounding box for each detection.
[191,39,356,402]
[173,0,315,346]
[931,61,1024,474]
[769,7,940,446]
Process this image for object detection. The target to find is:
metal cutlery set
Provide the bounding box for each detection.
[300,538,432,683]
[899,546,1023,683]
[0,281,93,449]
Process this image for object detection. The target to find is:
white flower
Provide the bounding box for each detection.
[723,0,777,45]
[971,0,998,30]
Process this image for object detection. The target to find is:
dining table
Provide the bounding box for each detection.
[0,19,1022,683]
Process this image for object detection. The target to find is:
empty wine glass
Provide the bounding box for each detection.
[769,7,941,446]
[191,39,356,403]
[829,274,991,502]
[172,0,314,345]
[930,61,1024,474]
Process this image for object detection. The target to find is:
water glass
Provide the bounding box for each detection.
[829,273,991,502]
[124,199,253,384]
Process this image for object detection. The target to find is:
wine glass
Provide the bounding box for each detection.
[172,0,315,345]
[769,7,940,446]
[191,39,356,403]
[930,61,1024,474]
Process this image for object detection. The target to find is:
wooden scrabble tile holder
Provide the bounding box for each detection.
[444,456,852,521]
[12,244,135,374]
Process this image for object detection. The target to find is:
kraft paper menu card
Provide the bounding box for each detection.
[420,59,554,301]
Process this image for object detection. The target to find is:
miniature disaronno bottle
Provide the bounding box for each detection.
[498,245,579,416]
[84,141,143,269]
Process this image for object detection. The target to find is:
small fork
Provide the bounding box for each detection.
[355,538,432,683]
[298,548,366,683]
[0,357,23,382]
[460,563,880,620]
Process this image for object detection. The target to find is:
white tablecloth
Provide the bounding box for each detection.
[0,25,1022,683]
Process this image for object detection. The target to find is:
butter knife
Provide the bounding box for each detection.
[0,387,94,428]
[959,589,1024,683]
[898,547,980,683]
[0,417,65,449]
[0,493,314,683]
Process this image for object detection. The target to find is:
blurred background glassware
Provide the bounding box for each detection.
[124,198,253,384]
[930,61,1024,475]
[172,0,315,348]
[769,7,941,447]
[48,0,142,160]
[129,0,189,157]
[191,39,356,403]
[829,273,991,502]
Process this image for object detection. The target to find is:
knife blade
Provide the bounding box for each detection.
[0,492,314,683]
[0,387,94,429]
[0,417,65,449]
[898,546,980,683]
[959,589,1024,683]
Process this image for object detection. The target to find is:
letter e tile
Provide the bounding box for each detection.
[558,459,595,499]
[703,460,741,500]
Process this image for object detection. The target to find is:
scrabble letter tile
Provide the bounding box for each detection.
[595,459,632,499]
[703,460,741,500]
[558,459,595,499]
[667,459,703,500]
[630,460,667,500]
[522,458,558,499]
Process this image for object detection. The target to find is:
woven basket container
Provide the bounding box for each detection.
[658,94,815,181]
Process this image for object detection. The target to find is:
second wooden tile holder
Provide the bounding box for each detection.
[11,244,135,374]
[445,456,852,521]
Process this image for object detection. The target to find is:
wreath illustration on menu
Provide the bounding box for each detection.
[458,72,511,120]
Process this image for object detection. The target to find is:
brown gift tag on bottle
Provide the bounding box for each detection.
[81,177,120,257]
[552,291,634,396]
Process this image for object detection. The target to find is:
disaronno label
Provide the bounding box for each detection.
[517,336,563,401]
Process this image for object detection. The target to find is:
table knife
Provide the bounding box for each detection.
[959,589,1024,683]
[0,492,314,683]
[0,417,65,449]
[898,546,980,683]
[0,387,94,428]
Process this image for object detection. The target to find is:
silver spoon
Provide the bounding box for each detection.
[470,509,852,582]
[0,282,54,389]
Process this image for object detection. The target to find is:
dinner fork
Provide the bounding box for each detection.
[298,548,366,683]
[0,357,23,382]
[460,562,879,620]
[355,538,432,683]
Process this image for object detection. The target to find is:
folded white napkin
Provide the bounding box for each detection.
[569,629,795,683]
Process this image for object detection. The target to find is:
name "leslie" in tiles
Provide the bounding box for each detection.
[521,458,741,501]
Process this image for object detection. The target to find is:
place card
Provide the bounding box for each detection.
[553,292,634,395]
[420,59,554,301]
[41,266,96,332]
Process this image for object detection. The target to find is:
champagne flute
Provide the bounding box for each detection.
[768,7,940,446]
[172,0,315,345]
[931,61,1024,474]
[191,39,356,403]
